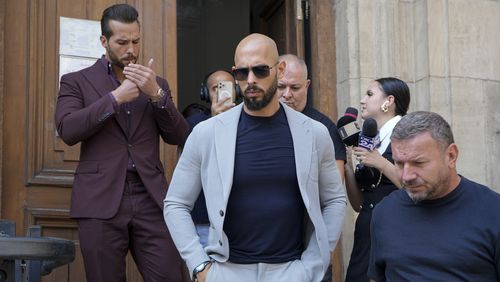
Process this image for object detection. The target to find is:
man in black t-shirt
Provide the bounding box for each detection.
[278,54,346,181]
[369,111,500,281]
[278,53,346,282]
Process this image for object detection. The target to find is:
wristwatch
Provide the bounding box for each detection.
[193,260,212,281]
[149,87,165,103]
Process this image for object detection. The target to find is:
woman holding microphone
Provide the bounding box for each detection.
[345,77,411,282]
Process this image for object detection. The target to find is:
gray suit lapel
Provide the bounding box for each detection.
[214,104,242,202]
[283,104,312,208]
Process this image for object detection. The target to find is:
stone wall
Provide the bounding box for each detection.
[335,0,500,275]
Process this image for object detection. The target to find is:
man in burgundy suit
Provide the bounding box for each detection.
[55,4,188,281]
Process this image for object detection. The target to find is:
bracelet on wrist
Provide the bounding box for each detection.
[193,260,212,281]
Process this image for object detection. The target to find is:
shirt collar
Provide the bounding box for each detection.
[99,55,121,87]
[377,115,402,153]
[99,55,113,75]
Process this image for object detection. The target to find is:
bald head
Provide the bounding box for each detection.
[279,54,308,80]
[234,33,279,66]
[277,54,310,112]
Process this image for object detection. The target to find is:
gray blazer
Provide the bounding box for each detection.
[164,103,346,282]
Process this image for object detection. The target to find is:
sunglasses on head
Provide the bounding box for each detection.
[232,62,278,81]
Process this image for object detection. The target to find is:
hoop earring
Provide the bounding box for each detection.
[380,102,389,113]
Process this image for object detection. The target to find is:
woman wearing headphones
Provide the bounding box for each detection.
[345,77,411,282]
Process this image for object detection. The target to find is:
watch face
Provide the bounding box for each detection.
[193,261,210,276]
[194,264,204,272]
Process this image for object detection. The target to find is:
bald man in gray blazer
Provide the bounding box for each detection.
[164,33,346,282]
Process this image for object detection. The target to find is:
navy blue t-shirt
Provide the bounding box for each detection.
[223,106,305,263]
[369,177,500,281]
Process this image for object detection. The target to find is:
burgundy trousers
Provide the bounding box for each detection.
[77,172,182,282]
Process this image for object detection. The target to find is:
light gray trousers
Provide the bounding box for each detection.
[205,260,312,282]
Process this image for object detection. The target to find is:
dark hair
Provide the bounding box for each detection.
[391,111,454,149]
[101,4,139,40]
[375,77,410,116]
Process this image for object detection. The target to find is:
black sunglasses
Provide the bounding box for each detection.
[232,63,278,81]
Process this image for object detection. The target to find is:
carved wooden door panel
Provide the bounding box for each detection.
[251,0,305,57]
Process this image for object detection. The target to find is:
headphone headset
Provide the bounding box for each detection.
[200,70,242,103]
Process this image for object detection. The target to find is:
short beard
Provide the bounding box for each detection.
[243,77,278,111]
[403,182,439,204]
[404,189,427,204]
[106,45,136,69]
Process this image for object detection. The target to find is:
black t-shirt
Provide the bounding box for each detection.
[223,106,305,263]
[369,177,500,281]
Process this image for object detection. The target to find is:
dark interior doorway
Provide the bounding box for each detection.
[177,0,250,111]
[176,0,297,112]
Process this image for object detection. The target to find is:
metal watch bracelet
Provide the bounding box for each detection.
[193,260,212,281]
[150,88,165,103]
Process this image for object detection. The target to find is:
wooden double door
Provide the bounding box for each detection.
[1,0,340,281]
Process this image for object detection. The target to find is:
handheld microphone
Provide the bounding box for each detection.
[357,118,380,171]
[337,107,360,147]
[358,118,380,151]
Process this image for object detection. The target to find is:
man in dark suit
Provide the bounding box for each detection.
[55,4,188,281]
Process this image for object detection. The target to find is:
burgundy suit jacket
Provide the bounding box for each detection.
[55,59,188,219]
